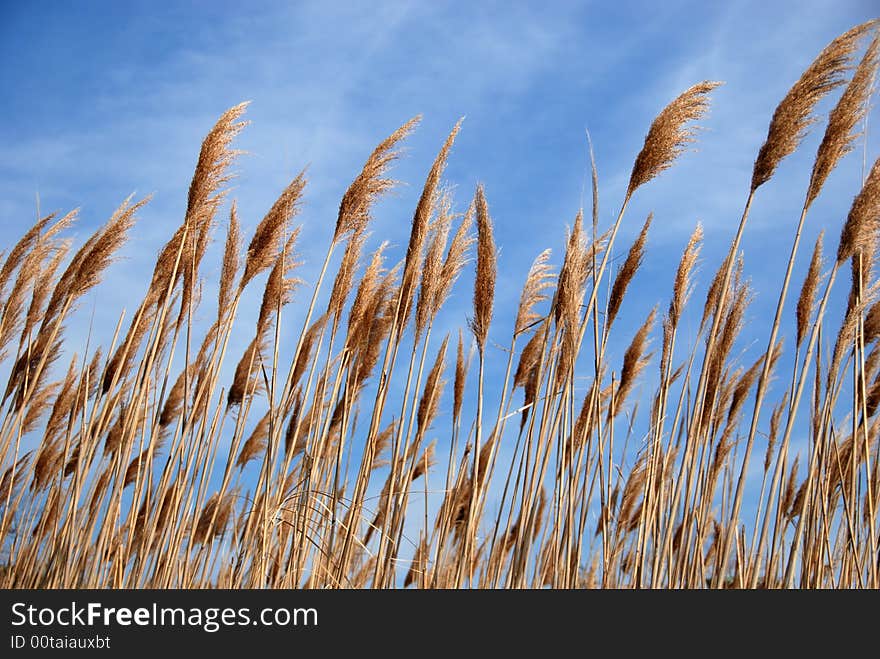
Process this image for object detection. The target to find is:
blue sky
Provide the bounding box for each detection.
[2,1,877,323]
[2,1,879,550]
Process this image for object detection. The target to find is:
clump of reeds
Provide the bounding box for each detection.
[1,20,879,590]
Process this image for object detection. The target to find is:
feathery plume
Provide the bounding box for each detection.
[796,231,825,346]
[292,313,329,387]
[764,393,789,472]
[607,213,651,332]
[411,440,437,481]
[346,241,387,330]
[240,171,306,290]
[416,193,453,339]
[670,223,703,328]
[159,363,193,429]
[618,456,649,531]
[31,440,62,493]
[807,34,880,207]
[22,380,59,437]
[752,21,876,191]
[13,197,145,401]
[416,336,449,437]
[194,492,235,544]
[6,213,77,349]
[659,315,674,383]
[353,273,397,387]
[227,337,264,408]
[218,203,242,322]
[334,116,420,242]
[435,203,475,316]
[282,392,305,459]
[515,248,554,336]
[838,156,880,264]
[0,454,30,505]
[46,195,148,326]
[256,229,302,340]
[727,351,768,426]
[781,457,801,521]
[555,212,589,381]
[555,210,588,328]
[44,356,78,444]
[184,102,249,230]
[328,229,367,331]
[829,293,865,385]
[627,81,722,197]
[701,254,729,332]
[398,119,463,331]
[151,103,248,316]
[236,413,270,469]
[370,421,397,471]
[610,307,656,418]
[454,329,469,425]
[0,238,53,361]
[21,239,70,344]
[470,184,496,352]
[516,322,548,430]
[514,320,546,389]
[0,213,56,296]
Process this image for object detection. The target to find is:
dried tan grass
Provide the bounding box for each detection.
[334,116,420,242]
[796,231,825,346]
[515,249,554,336]
[627,82,722,197]
[607,214,651,332]
[470,185,496,352]
[807,34,880,207]
[3,33,879,590]
[752,21,875,192]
